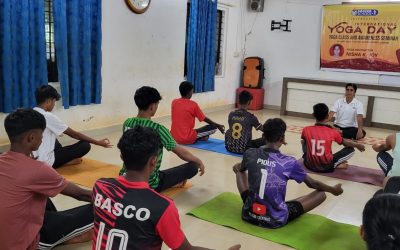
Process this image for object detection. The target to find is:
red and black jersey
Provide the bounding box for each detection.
[301,124,343,171]
[92,177,185,250]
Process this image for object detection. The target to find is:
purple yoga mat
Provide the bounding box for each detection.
[299,160,384,186]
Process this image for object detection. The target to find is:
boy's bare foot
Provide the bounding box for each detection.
[173,180,187,188]
[64,229,93,244]
[336,161,348,169]
[64,158,83,166]
[198,136,209,141]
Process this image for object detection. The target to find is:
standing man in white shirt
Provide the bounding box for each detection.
[33,85,112,168]
[329,83,366,140]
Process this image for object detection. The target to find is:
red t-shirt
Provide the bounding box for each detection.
[170,98,206,144]
[92,177,185,250]
[0,151,68,250]
[301,124,343,171]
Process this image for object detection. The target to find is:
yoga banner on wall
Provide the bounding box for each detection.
[320,4,400,74]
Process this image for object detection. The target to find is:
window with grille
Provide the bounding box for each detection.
[44,0,58,82]
[214,9,225,76]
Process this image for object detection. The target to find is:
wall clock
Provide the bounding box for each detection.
[125,0,151,14]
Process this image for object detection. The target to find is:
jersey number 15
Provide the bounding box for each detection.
[311,139,326,156]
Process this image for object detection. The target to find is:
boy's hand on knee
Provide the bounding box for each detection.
[98,138,113,148]
[232,163,241,173]
[356,143,365,152]
[217,124,225,134]
[197,162,205,176]
[331,183,343,196]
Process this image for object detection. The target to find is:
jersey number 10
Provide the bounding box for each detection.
[95,222,128,250]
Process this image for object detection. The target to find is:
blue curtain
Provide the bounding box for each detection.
[53,0,102,108]
[186,0,217,93]
[0,0,48,113]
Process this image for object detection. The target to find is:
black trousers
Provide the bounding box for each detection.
[334,125,366,139]
[303,143,355,172]
[377,151,393,176]
[195,125,217,140]
[38,199,93,250]
[53,139,91,168]
[155,162,198,192]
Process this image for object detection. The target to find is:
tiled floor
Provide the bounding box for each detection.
[55,109,392,250]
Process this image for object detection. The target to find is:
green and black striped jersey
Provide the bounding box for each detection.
[119,117,177,189]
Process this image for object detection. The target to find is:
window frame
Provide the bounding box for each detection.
[44,0,58,83]
[215,5,228,78]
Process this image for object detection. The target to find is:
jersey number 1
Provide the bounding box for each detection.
[259,168,268,199]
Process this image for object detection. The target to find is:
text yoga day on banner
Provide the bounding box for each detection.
[320,4,400,74]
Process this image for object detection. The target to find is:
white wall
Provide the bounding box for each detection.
[242,0,380,107]
[0,0,242,144]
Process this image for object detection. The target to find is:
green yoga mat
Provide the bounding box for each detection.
[188,192,366,250]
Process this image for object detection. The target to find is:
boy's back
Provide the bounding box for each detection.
[225,109,261,153]
[32,107,68,165]
[240,148,306,228]
[170,98,205,144]
[0,151,68,249]
[93,177,184,250]
[301,125,343,171]
[121,117,177,188]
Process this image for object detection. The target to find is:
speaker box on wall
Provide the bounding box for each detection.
[249,0,264,12]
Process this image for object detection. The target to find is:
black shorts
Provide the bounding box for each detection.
[286,201,304,222]
[240,190,304,223]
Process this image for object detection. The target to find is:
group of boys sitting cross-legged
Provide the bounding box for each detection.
[1,82,399,250]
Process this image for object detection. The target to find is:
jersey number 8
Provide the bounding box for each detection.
[232,123,243,140]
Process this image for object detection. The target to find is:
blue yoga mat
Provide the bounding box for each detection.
[185,138,242,157]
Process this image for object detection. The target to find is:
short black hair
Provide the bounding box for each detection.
[313,103,329,122]
[4,108,46,142]
[363,194,400,250]
[117,126,161,171]
[262,118,286,143]
[346,83,358,93]
[179,81,194,97]
[239,90,253,105]
[35,85,61,105]
[134,86,162,110]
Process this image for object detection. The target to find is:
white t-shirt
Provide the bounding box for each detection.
[32,107,68,166]
[331,97,364,128]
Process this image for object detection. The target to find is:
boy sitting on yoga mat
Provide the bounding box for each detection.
[0,109,93,249]
[233,118,343,228]
[33,85,112,168]
[93,126,241,250]
[120,86,205,192]
[171,81,225,144]
[301,103,365,172]
[225,90,264,154]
